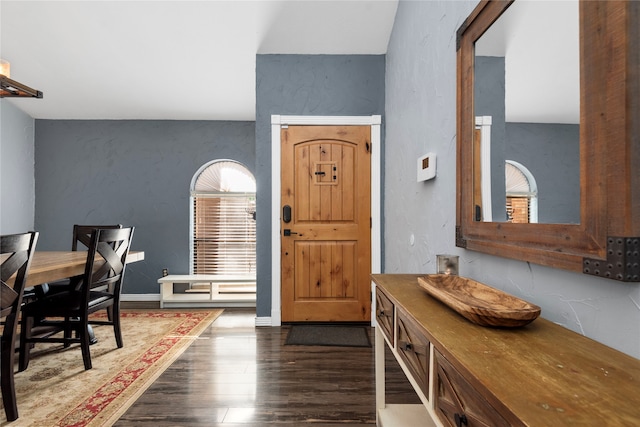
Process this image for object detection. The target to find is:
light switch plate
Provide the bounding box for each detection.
[417,152,436,182]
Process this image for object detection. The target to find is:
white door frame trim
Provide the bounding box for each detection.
[269,115,382,326]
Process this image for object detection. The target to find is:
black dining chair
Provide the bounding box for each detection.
[28,224,123,298]
[1,231,39,421]
[19,227,134,371]
[23,224,123,345]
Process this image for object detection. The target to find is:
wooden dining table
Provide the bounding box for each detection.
[25,250,145,287]
[1,250,145,345]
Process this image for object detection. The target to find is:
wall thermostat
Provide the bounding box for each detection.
[417,152,437,182]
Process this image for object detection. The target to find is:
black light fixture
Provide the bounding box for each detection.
[0,59,43,98]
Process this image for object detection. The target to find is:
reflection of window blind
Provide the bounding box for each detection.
[193,194,256,275]
[506,196,530,223]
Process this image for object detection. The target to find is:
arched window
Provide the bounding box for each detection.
[190,160,256,276]
[505,160,538,224]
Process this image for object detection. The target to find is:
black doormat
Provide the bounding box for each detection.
[285,325,371,347]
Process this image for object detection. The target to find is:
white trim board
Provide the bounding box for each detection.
[476,116,493,221]
[121,293,160,301]
[121,293,256,308]
[255,317,272,327]
[269,115,382,327]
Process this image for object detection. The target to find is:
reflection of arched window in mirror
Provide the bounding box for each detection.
[505,160,537,224]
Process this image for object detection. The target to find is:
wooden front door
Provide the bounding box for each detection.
[281,125,371,322]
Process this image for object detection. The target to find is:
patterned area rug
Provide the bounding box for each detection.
[1,309,222,427]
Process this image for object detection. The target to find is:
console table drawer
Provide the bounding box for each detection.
[375,287,394,344]
[434,349,512,427]
[397,311,430,399]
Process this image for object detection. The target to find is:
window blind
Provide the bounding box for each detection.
[506,196,530,223]
[193,193,256,275]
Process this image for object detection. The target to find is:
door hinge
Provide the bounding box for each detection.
[370,217,372,228]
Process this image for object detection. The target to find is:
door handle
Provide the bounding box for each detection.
[283,229,299,236]
[283,205,292,223]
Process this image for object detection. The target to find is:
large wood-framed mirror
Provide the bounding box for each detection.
[456,0,639,281]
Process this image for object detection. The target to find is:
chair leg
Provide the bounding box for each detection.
[113,305,123,348]
[2,317,19,421]
[64,317,73,348]
[1,355,19,421]
[18,315,34,372]
[79,318,92,370]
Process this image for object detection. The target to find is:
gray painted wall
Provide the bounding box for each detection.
[34,120,255,294]
[255,54,386,318]
[385,0,639,358]
[0,100,35,234]
[506,122,580,223]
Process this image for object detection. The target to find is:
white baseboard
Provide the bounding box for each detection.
[255,317,272,327]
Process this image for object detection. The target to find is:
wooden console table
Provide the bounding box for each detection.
[372,274,640,426]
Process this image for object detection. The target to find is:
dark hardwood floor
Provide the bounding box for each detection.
[114,308,419,426]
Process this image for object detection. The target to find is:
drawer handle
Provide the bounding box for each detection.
[400,341,413,351]
[454,413,468,427]
[399,340,429,355]
[377,309,389,317]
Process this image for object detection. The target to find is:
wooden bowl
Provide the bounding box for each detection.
[417,274,541,328]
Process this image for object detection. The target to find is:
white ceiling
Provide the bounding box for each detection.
[1,0,398,120]
[475,0,579,124]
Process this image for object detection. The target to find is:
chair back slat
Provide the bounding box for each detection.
[59,225,123,292]
[1,281,19,315]
[1,232,39,314]
[83,228,133,299]
[72,224,122,251]
[0,251,28,283]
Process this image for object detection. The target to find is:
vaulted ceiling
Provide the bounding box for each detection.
[1,1,398,120]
